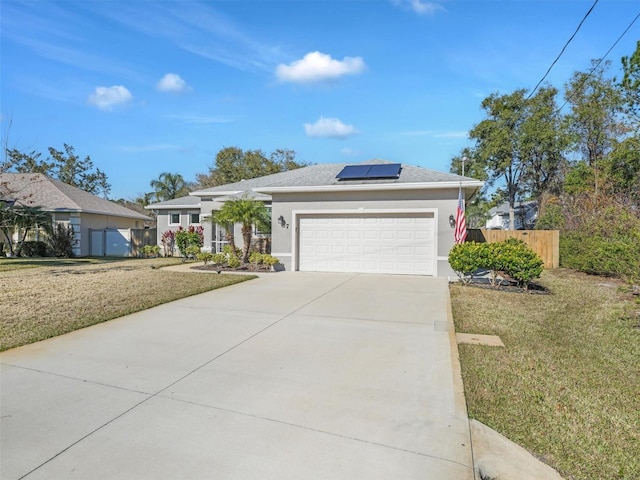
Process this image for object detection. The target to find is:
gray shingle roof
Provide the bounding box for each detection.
[145,195,201,209]
[190,159,478,195]
[0,173,149,220]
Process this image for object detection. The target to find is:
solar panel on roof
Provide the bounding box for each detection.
[336,165,373,179]
[336,163,402,180]
[368,163,402,178]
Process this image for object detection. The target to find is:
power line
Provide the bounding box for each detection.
[526,0,599,100]
[557,10,640,113]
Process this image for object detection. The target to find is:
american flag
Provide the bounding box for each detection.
[454,186,467,244]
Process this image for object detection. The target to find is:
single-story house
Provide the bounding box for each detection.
[147,160,483,277]
[147,160,483,276]
[485,200,538,230]
[0,173,150,256]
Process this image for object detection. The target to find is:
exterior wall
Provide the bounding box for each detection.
[80,213,141,256]
[198,199,270,254]
[270,188,460,277]
[155,209,203,254]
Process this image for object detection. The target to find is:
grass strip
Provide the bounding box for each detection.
[450,269,640,480]
[0,258,255,351]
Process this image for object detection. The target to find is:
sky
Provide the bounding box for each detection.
[1,0,639,200]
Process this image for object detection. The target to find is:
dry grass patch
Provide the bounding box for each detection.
[0,258,255,351]
[450,269,640,480]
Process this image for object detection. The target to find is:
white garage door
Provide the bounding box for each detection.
[298,214,435,275]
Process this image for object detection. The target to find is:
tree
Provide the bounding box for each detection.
[0,205,51,256]
[620,40,640,123]
[6,144,111,197]
[149,172,190,202]
[48,144,111,197]
[519,86,569,202]
[564,61,627,197]
[196,147,308,187]
[6,149,52,174]
[211,197,270,263]
[606,135,640,207]
[469,87,567,229]
[134,192,155,208]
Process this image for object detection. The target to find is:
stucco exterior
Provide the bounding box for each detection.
[146,161,483,276]
[1,173,150,257]
[47,212,144,256]
[268,188,460,277]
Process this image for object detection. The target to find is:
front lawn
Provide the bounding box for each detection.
[0,257,255,351]
[450,269,640,480]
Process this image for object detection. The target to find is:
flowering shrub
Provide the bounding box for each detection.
[175,225,204,257]
[161,230,175,257]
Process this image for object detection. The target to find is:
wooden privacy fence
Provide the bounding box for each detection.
[131,228,157,257]
[466,229,560,268]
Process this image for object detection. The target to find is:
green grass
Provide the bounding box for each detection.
[450,269,640,480]
[0,257,256,351]
[0,256,183,272]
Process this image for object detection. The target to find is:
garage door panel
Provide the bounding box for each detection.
[298,214,435,275]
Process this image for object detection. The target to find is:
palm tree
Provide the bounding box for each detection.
[150,172,189,202]
[211,197,270,263]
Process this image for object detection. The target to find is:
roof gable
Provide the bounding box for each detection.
[0,173,149,220]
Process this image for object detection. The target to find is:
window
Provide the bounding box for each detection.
[254,206,272,235]
[190,213,200,225]
[169,212,180,225]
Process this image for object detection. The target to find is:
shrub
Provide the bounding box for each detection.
[496,238,544,290]
[227,255,241,269]
[535,203,565,230]
[140,245,160,258]
[161,230,176,257]
[484,242,508,287]
[449,239,544,290]
[262,254,279,267]
[561,232,640,283]
[175,226,203,257]
[222,243,241,259]
[196,251,214,265]
[249,251,264,265]
[21,240,49,257]
[46,223,75,258]
[211,253,227,266]
[448,242,488,284]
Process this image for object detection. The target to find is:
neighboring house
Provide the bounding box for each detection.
[0,173,150,257]
[485,201,538,230]
[147,160,483,277]
[144,195,203,256]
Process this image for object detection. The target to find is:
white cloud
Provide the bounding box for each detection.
[391,0,444,15]
[88,85,132,111]
[156,73,191,93]
[304,117,358,138]
[276,52,366,84]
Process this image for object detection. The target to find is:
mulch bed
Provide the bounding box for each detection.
[192,263,275,273]
[457,277,550,294]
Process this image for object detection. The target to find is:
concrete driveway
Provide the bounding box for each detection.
[1,272,474,479]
